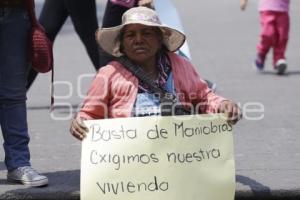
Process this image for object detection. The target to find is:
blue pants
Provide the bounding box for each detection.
[0,7,31,170]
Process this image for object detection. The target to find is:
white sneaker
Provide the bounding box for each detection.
[275,59,287,75]
[7,166,48,187]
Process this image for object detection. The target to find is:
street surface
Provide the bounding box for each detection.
[1,0,300,199]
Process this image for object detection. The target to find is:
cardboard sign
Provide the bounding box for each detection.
[81,114,235,200]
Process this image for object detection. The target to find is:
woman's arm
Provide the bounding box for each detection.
[70,67,112,140]
[170,53,242,124]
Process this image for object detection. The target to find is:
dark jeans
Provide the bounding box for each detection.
[27,0,99,90]
[0,7,31,170]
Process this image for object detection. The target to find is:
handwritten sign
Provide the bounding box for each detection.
[81,114,235,200]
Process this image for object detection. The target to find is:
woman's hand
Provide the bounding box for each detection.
[70,117,89,141]
[218,100,242,125]
[138,0,154,9]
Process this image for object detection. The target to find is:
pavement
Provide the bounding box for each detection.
[1,0,300,199]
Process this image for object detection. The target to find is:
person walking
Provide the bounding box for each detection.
[26,0,100,90]
[241,0,290,75]
[0,0,48,187]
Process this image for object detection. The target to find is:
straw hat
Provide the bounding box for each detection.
[96,6,186,57]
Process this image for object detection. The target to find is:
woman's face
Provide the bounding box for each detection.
[121,24,162,65]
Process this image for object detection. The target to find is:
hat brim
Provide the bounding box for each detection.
[96,22,186,57]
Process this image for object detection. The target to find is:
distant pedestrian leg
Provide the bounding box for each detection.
[273,12,289,66]
[65,0,100,69]
[257,11,277,64]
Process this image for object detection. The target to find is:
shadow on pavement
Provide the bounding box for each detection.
[0,162,5,171]
[236,174,272,196]
[261,70,300,76]
[0,172,294,199]
[0,170,79,200]
[284,70,300,76]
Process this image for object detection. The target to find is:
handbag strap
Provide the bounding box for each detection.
[25,0,38,26]
[50,69,54,111]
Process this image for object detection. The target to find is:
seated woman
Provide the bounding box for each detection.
[70,6,242,140]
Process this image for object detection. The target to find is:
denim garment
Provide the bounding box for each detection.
[0,8,31,170]
[132,73,175,117]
